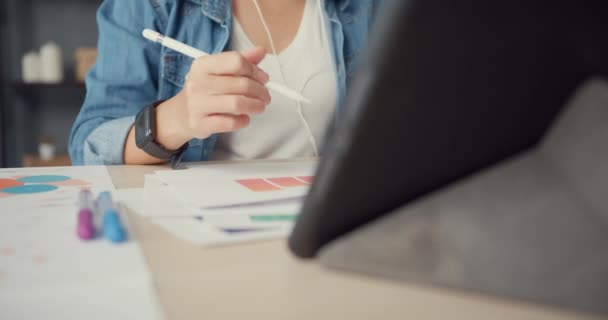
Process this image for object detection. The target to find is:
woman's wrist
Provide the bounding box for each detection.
[155,95,191,150]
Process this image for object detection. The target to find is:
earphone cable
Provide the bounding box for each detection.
[251,0,320,156]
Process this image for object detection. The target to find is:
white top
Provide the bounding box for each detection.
[210,0,338,160]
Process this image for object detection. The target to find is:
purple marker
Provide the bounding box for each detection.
[76,189,96,240]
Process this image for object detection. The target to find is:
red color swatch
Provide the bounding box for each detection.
[297,176,314,183]
[33,255,49,265]
[236,179,281,192]
[267,177,309,187]
[0,179,24,190]
[0,248,15,256]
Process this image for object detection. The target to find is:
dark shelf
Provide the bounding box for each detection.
[4,81,85,90]
[19,0,101,2]
[3,82,86,96]
[1,0,98,167]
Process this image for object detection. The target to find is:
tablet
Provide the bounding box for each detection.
[289,0,608,258]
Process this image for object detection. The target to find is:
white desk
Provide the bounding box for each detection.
[108,164,599,320]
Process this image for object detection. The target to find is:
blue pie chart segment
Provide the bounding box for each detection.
[2,184,59,194]
[17,175,71,184]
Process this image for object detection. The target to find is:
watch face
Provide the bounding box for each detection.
[135,107,154,148]
[136,128,153,148]
[134,103,175,160]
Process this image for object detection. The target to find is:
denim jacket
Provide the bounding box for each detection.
[69,0,379,165]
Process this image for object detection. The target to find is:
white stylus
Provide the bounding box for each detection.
[143,29,311,104]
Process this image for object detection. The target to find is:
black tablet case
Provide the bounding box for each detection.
[319,79,608,315]
[289,0,608,259]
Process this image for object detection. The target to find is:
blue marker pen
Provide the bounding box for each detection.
[97,192,126,243]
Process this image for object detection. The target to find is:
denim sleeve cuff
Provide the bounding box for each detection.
[83,116,135,165]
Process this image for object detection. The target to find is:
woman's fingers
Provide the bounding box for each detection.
[201,75,271,103]
[206,94,267,116]
[191,114,251,139]
[240,46,267,66]
[192,50,268,82]
[177,48,272,140]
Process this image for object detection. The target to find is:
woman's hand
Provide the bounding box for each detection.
[156,46,271,150]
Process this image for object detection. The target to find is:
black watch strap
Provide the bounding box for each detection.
[135,101,186,160]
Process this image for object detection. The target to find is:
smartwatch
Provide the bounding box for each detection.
[135,101,185,160]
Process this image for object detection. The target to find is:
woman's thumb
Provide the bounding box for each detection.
[240,46,267,65]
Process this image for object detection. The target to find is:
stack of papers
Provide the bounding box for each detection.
[0,166,163,319]
[121,160,318,246]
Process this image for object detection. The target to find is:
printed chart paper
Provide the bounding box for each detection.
[118,188,295,246]
[154,160,317,208]
[118,160,318,247]
[0,166,163,320]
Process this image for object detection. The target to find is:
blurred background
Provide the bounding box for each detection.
[0,0,101,168]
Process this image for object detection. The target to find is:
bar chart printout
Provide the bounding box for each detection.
[236,176,314,192]
[153,160,318,208]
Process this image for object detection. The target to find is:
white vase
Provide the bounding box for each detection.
[40,42,64,83]
[22,51,41,83]
[38,143,56,161]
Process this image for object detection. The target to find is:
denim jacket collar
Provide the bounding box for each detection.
[187,0,348,25]
[184,0,231,25]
